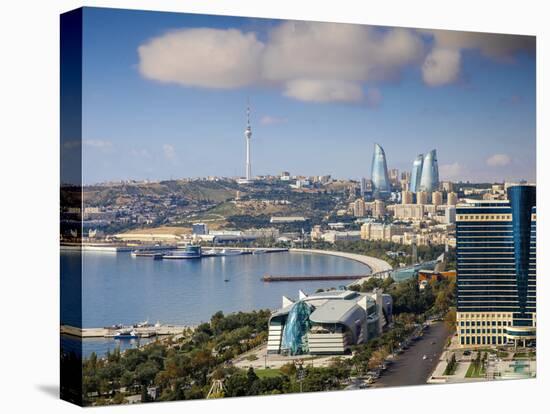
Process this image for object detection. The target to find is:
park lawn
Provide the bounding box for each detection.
[465,362,485,378]
[255,368,283,379]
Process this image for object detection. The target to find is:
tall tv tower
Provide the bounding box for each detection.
[244,101,252,181]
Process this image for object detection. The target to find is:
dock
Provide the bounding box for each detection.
[262,274,369,282]
[60,324,192,338]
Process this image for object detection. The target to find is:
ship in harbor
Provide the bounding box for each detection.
[114,328,139,339]
[218,248,245,256]
[162,245,202,259]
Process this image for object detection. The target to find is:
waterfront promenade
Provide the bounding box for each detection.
[288,248,392,284]
[289,248,392,273]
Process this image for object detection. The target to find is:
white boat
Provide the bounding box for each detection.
[218,249,243,256]
[114,328,139,339]
[253,249,267,255]
[163,245,202,259]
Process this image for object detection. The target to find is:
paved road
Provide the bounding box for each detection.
[372,321,450,388]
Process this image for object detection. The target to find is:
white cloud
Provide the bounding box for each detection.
[439,162,464,179]
[283,79,364,103]
[262,22,424,83]
[426,30,535,61]
[138,28,264,89]
[137,23,534,97]
[486,153,512,167]
[422,48,461,86]
[162,144,176,161]
[260,115,287,125]
[421,30,534,86]
[137,22,423,103]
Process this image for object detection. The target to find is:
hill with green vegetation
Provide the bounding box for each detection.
[82,180,241,207]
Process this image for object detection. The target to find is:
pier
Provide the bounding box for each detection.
[60,324,192,338]
[262,274,368,282]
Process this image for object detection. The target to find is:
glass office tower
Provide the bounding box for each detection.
[409,154,424,193]
[370,143,390,197]
[418,149,439,192]
[456,185,536,347]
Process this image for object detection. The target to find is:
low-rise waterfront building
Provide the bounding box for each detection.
[270,216,307,224]
[321,231,361,243]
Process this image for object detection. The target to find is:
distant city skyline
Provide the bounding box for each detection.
[77,7,536,184]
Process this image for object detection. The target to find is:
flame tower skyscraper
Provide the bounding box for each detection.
[370,143,391,198]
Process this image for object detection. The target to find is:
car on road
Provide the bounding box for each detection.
[463,350,472,356]
[422,354,427,360]
[431,341,436,345]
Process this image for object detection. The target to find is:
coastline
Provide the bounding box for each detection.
[288,248,392,274]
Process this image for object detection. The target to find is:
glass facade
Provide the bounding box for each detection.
[418,149,439,192]
[409,154,423,193]
[370,143,390,196]
[456,185,536,346]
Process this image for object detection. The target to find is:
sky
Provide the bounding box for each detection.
[77,7,536,184]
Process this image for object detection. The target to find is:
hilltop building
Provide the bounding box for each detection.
[268,289,392,355]
[192,223,208,235]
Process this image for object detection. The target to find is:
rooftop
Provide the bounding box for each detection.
[309,300,359,324]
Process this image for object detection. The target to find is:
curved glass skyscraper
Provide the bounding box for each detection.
[419,149,439,192]
[409,150,439,193]
[409,154,424,193]
[371,143,390,196]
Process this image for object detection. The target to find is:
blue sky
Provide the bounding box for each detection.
[79,7,536,184]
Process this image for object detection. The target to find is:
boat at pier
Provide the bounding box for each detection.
[163,245,202,259]
[218,248,243,256]
[114,328,139,339]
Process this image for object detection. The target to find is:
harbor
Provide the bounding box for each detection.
[60,323,192,338]
[62,248,373,355]
[130,246,289,260]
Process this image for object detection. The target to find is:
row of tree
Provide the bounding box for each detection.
[82,310,271,405]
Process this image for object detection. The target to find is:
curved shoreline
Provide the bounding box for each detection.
[288,248,392,275]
